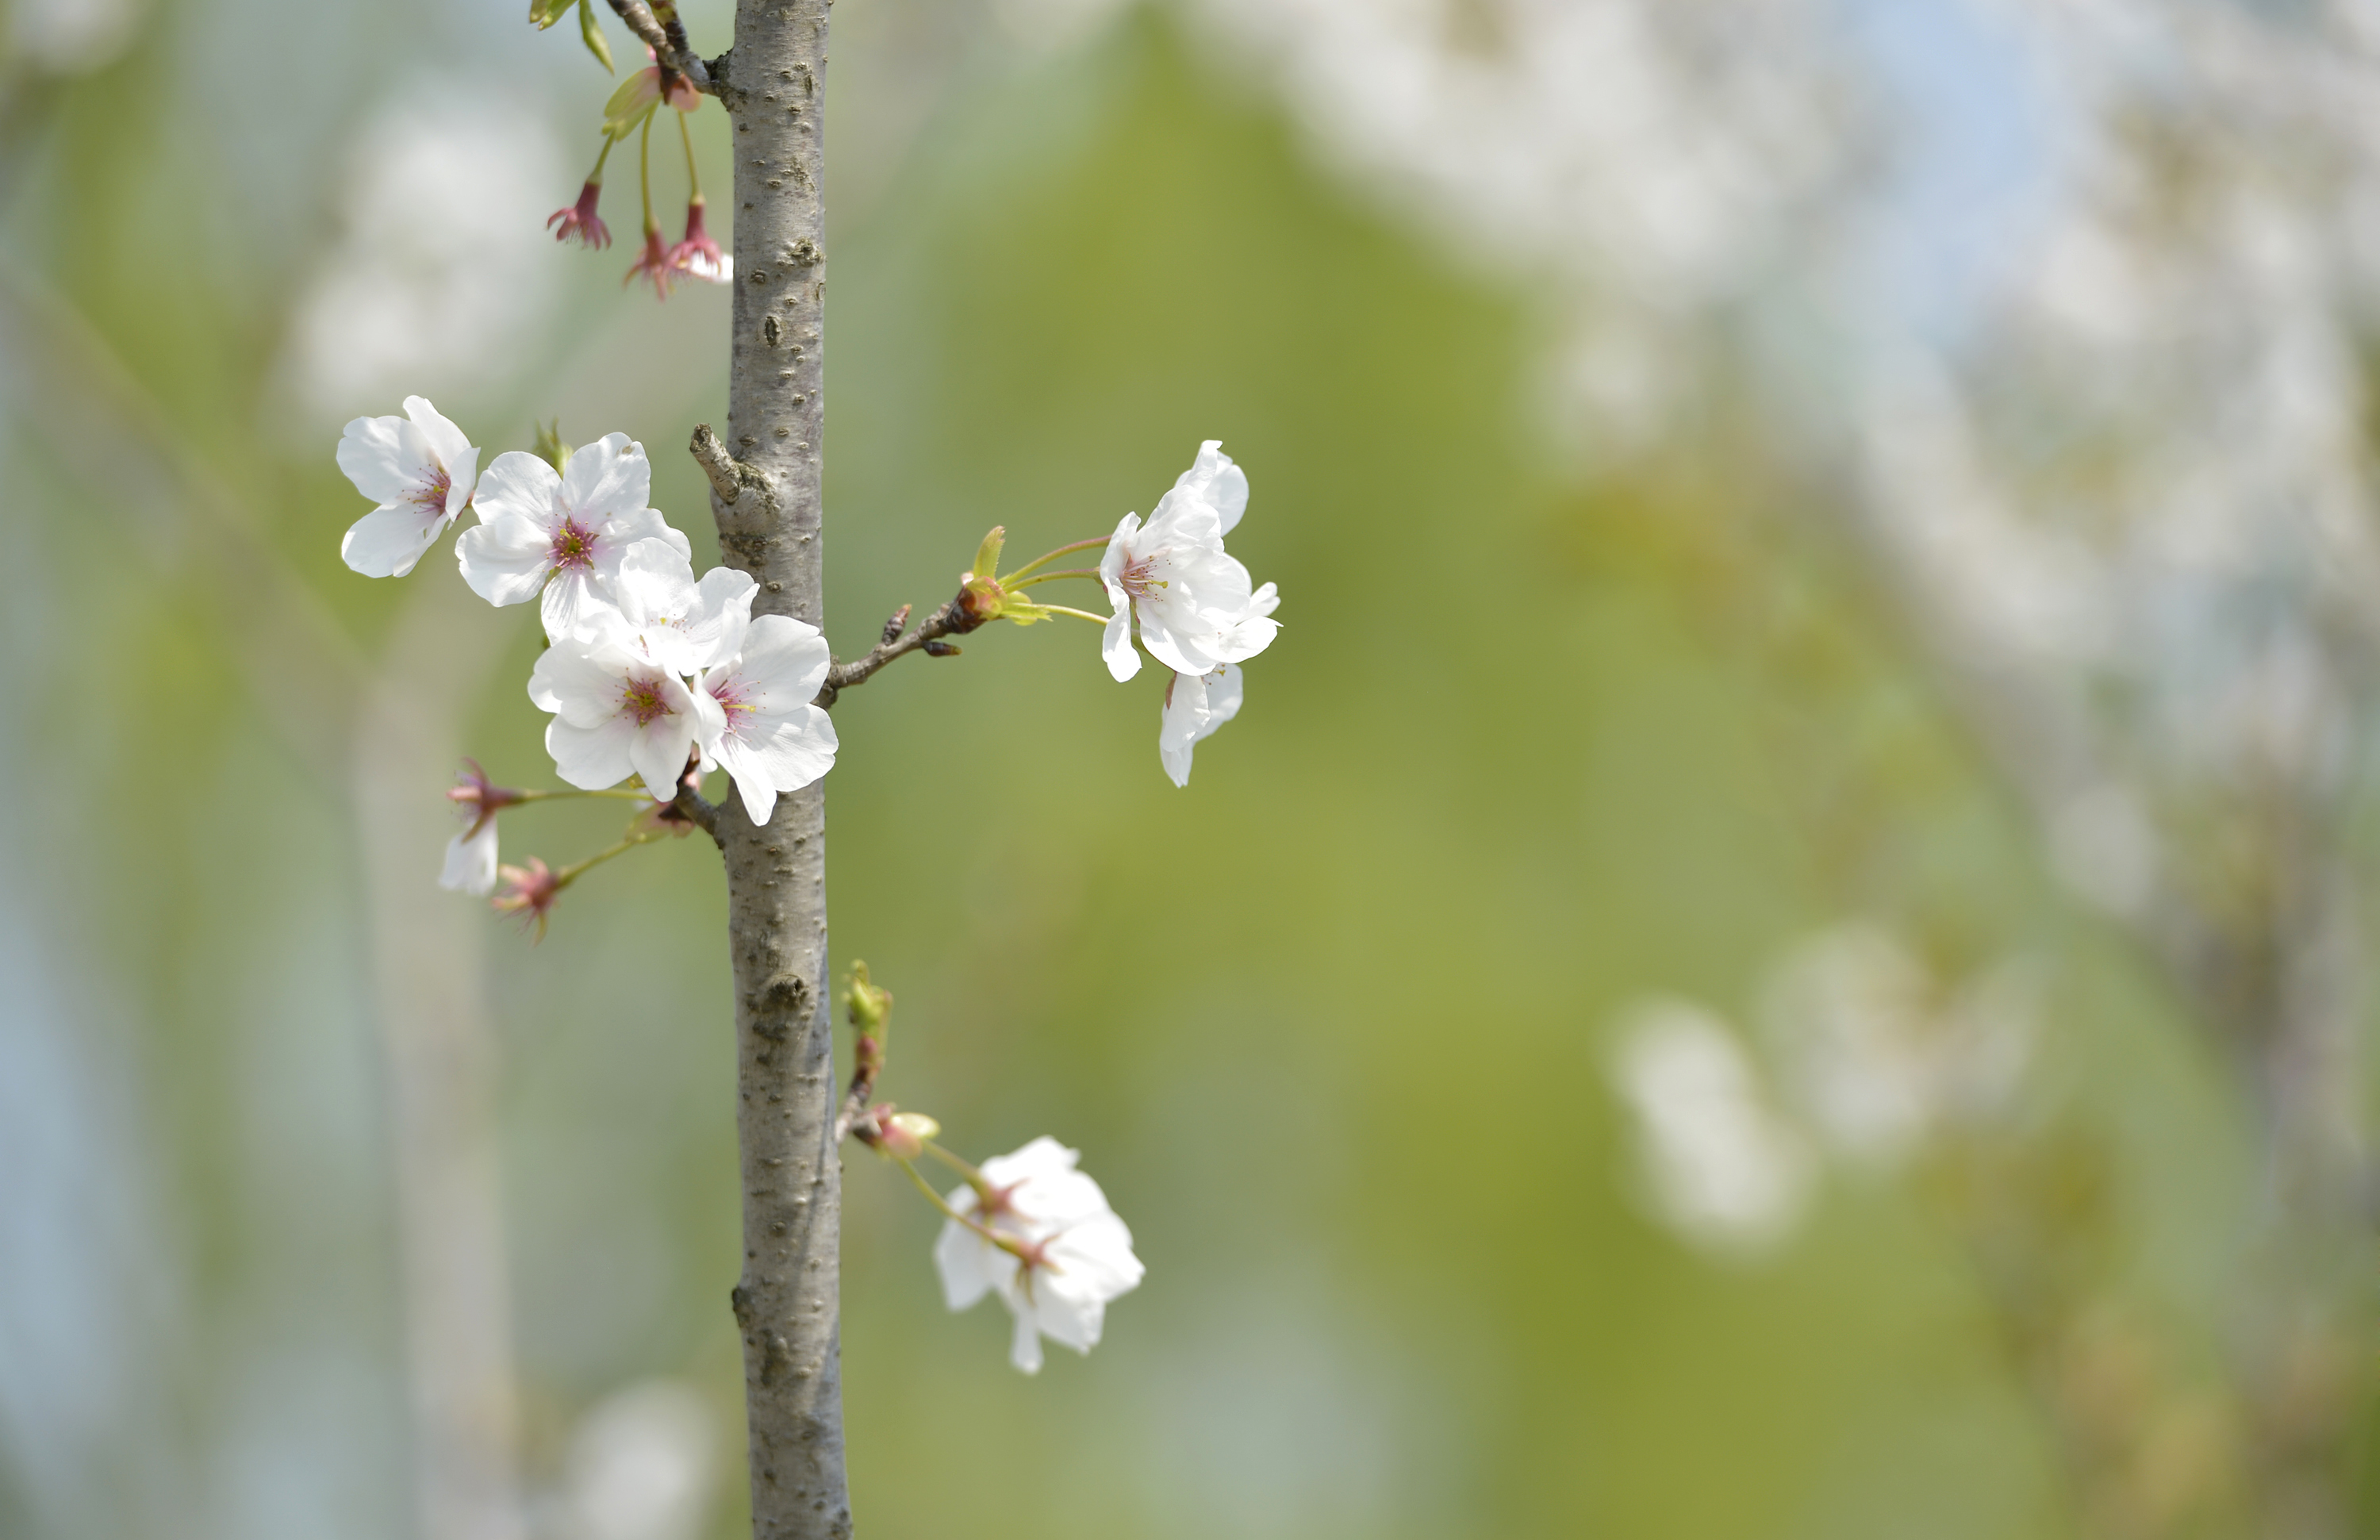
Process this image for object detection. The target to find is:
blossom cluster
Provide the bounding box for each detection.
[1098,441,1281,786]
[336,397,838,898]
[934,1137,1146,1374]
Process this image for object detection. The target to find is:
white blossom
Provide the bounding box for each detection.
[335,396,480,578]
[1608,1000,1811,1258]
[933,1137,1144,1375]
[440,820,500,897]
[1100,441,1280,682]
[1158,663,1243,788]
[528,638,724,800]
[457,434,689,642]
[608,540,759,676]
[696,616,839,826]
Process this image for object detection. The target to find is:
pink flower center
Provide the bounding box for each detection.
[619,674,677,728]
[1119,550,1166,601]
[409,466,452,522]
[550,517,599,570]
[709,674,755,735]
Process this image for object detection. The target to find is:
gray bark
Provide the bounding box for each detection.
[709,6,851,1538]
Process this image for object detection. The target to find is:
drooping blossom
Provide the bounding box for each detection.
[667,198,731,284]
[696,616,839,825]
[528,637,724,799]
[336,396,481,578]
[457,433,689,642]
[607,539,758,675]
[1100,441,1280,682]
[440,760,524,895]
[547,179,611,249]
[492,857,564,941]
[625,221,678,301]
[932,1137,1144,1375]
[1158,663,1243,788]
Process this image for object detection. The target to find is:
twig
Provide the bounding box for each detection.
[814,593,980,708]
[690,422,760,505]
[605,0,713,92]
[670,778,722,843]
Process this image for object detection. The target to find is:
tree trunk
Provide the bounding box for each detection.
[709,4,850,1538]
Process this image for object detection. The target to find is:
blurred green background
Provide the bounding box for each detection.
[1,2,2367,1538]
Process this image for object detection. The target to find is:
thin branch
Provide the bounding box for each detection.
[605,0,713,92]
[689,421,755,505]
[815,594,978,707]
[670,778,722,843]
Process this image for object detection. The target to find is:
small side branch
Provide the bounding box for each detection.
[691,422,767,508]
[605,0,713,92]
[815,596,976,708]
[670,779,722,844]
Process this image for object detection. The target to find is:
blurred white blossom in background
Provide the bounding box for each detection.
[1611,926,2036,1256]
[1760,924,2036,1171]
[282,86,562,424]
[1607,999,1812,1258]
[4,0,141,74]
[553,1381,717,1540]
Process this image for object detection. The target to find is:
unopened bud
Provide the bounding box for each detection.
[957,571,1004,627]
[532,417,571,474]
[843,962,892,1033]
[877,1110,939,1160]
[972,525,1007,582]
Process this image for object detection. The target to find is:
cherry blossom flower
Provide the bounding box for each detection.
[440,760,523,895]
[336,396,481,578]
[696,616,839,825]
[548,179,611,249]
[457,433,689,642]
[607,540,758,675]
[1158,663,1244,788]
[667,198,731,284]
[492,857,564,940]
[933,1138,1143,1375]
[1099,441,1280,682]
[625,221,678,300]
[528,637,724,800]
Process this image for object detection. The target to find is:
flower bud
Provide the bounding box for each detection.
[877,1110,939,1161]
[972,525,1007,582]
[844,962,892,1034]
[533,417,573,473]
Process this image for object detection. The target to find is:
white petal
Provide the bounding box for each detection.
[1103,606,1141,682]
[1098,513,1139,589]
[684,566,759,672]
[547,715,638,791]
[439,820,500,895]
[403,397,477,485]
[445,447,482,521]
[561,432,652,523]
[1008,1307,1046,1375]
[336,413,417,504]
[455,515,554,606]
[542,568,620,643]
[1158,672,1206,788]
[934,1217,998,1312]
[1174,440,1249,534]
[527,642,627,726]
[980,1137,1081,1187]
[717,736,779,827]
[341,501,446,579]
[470,450,565,532]
[734,705,839,805]
[735,614,835,705]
